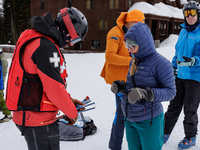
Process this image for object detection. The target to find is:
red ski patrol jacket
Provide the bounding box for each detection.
[6,14,77,126]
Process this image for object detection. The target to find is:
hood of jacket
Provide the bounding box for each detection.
[124,23,157,60]
[116,12,128,34]
[30,12,66,48]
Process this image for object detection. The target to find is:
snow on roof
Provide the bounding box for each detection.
[170,0,188,4]
[128,2,184,19]
[180,0,188,5]
[0,44,15,47]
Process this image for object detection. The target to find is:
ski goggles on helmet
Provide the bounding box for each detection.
[183,9,197,17]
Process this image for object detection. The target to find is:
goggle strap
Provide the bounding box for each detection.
[60,7,80,45]
[126,45,136,49]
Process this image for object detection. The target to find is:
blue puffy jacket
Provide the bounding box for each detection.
[172,23,200,82]
[122,23,176,122]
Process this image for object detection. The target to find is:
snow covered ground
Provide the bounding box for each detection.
[0,34,200,150]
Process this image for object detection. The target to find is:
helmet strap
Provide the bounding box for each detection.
[60,7,82,45]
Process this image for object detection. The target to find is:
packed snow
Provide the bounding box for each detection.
[0,34,200,150]
[1,1,200,149]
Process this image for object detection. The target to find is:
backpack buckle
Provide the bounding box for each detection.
[22,78,28,83]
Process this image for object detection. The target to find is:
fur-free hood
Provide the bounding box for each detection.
[124,23,156,60]
[30,12,66,48]
[116,12,129,34]
[116,9,145,34]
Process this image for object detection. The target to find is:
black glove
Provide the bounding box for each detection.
[177,56,195,66]
[128,87,154,104]
[110,80,126,94]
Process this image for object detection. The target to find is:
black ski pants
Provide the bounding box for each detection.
[16,121,60,150]
[164,78,200,138]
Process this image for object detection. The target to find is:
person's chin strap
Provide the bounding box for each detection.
[60,7,82,45]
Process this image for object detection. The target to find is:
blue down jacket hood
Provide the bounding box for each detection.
[124,22,156,60]
[122,23,176,122]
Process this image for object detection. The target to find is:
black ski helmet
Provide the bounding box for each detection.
[183,1,200,16]
[55,7,88,45]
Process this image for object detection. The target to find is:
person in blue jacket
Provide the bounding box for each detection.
[164,1,200,149]
[110,22,176,150]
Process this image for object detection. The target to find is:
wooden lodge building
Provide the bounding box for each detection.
[30,0,184,52]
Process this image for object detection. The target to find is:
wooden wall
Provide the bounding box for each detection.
[31,0,184,52]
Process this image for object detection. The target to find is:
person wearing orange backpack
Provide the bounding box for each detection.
[100,9,145,150]
[6,7,88,150]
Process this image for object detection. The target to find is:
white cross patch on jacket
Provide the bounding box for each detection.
[60,62,66,73]
[49,52,60,67]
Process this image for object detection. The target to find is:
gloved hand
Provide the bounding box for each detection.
[128,87,154,104]
[110,80,126,94]
[173,67,177,79]
[177,56,195,66]
[64,115,78,125]
[71,98,85,112]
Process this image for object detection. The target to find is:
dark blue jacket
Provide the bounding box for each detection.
[122,23,176,122]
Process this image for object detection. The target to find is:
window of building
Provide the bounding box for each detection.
[86,0,95,9]
[91,40,100,49]
[40,1,44,10]
[104,20,108,30]
[159,22,163,29]
[164,24,166,29]
[98,20,103,30]
[98,20,108,30]
[159,22,167,29]
[109,0,118,9]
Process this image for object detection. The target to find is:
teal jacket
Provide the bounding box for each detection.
[172,23,200,82]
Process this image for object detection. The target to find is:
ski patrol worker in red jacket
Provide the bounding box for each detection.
[6,7,88,150]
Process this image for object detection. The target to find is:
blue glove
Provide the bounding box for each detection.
[177,56,195,66]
